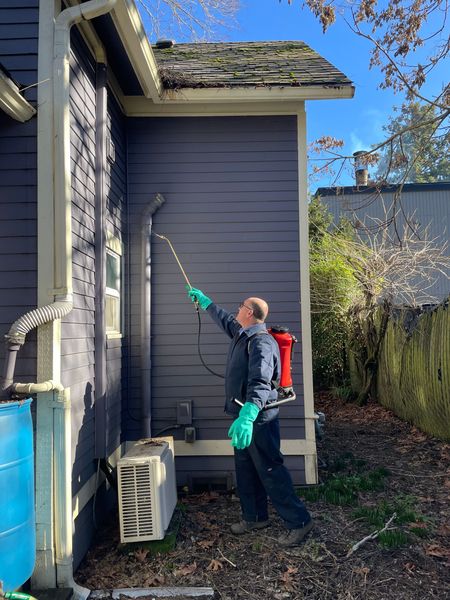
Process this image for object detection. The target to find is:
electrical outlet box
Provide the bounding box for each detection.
[184,426,196,443]
[177,400,192,425]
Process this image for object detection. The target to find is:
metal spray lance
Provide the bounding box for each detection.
[151,231,199,308]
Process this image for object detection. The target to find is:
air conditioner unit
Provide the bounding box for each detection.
[117,438,177,543]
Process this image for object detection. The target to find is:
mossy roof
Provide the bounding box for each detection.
[152,41,352,90]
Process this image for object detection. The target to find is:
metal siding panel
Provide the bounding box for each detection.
[126,116,306,461]
[322,187,450,300]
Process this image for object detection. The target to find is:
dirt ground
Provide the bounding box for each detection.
[76,394,450,599]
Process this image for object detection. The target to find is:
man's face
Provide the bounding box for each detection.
[236,300,254,327]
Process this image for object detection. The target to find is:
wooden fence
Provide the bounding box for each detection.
[362,302,450,440]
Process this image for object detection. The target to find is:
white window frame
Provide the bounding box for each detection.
[106,232,123,338]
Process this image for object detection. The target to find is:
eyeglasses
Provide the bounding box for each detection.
[239,302,253,312]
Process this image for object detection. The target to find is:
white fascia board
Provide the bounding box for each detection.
[124,96,305,117]
[111,0,162,101]
[157,84,354,104]
[0,70,36,122]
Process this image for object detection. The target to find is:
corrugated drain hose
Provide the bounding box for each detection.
[1,300,73,398]
[6,301,73,345]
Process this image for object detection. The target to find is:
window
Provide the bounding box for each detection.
[106,233,123,336]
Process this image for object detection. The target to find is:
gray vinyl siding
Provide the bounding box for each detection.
[0,0,38,381]
[127,116,306,484]
[63,29,97,504]
[321,187,450,301]
[105,91,127,457]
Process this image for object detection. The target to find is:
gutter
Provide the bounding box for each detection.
[0,69,36,122]
[0,0,117,594]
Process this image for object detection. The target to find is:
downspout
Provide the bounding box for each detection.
[0,3,114,400]
[141,193,166,437]
[52,3,117,597]
[94,62,108,459]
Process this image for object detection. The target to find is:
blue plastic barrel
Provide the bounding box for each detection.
[0,399,35,592]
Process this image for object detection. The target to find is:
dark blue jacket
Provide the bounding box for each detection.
[206,303,281,422]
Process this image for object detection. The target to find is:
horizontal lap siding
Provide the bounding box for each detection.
[0,1,38,381]
[63,30,96,508]
[127,116,305,483]
[106,91,127,456]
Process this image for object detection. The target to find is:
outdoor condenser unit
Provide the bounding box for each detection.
[117,438,177,543]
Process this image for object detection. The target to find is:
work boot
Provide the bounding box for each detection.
[230,519,269,535]
[278,520,314,547]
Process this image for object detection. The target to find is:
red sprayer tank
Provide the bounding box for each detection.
[268,326,297,390]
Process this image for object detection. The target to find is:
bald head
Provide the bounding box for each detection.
[247,297,269,322]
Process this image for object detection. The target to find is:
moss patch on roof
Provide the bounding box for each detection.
[153,41,352,90]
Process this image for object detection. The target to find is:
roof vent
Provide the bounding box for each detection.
[155,39,175,49]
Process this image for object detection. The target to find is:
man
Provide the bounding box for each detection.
[187,286,313,547]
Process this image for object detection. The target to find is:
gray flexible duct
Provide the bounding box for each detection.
[1,300,73,397]
[6,301,73,345]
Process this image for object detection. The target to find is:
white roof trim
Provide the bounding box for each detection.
[111,0,162,101]
[158,85,354,103]
[0,70,36,122]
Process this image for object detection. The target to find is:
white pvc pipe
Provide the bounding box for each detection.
[13,380,64,394]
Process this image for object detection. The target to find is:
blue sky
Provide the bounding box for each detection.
[139,0,448,189]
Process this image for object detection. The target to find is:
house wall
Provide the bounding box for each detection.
[0,0,39,382]
[64,28,128,567]
[320,186,450,301]
[127,115,307,484]
[105,91,128,458]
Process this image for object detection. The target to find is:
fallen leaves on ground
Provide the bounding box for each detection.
[76,393,450,599]
[207,559,224,571]
[173,562,197,578]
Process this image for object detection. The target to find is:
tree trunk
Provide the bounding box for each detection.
[352,300,391,406]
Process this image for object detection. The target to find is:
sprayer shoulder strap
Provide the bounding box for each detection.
[246,331,279,389]
[246,330,269,353]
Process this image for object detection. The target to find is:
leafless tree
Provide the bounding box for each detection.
[310,210,450,404]
[288,0,450,186]
[137,0,239,41]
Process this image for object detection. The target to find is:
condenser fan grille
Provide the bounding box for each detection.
[119,464,154,540]
[118,440,177,543]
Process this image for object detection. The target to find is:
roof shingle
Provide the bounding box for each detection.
[153,40,352,90]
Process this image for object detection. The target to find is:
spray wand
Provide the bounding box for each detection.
[151,232,194,291]
[152,231,297,409]
[151,231,224,379]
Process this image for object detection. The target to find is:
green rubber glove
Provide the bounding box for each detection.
[228,402,260,450]
[187,286,212,310]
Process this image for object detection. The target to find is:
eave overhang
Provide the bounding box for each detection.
[102,1,355,109]
[110,0,162,100]
[0,69,36,122]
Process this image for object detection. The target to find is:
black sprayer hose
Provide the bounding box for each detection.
[195,306,224,379]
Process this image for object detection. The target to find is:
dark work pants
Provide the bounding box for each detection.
[234,418,311,529]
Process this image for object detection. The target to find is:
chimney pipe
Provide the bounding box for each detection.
[353,151,368,186]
